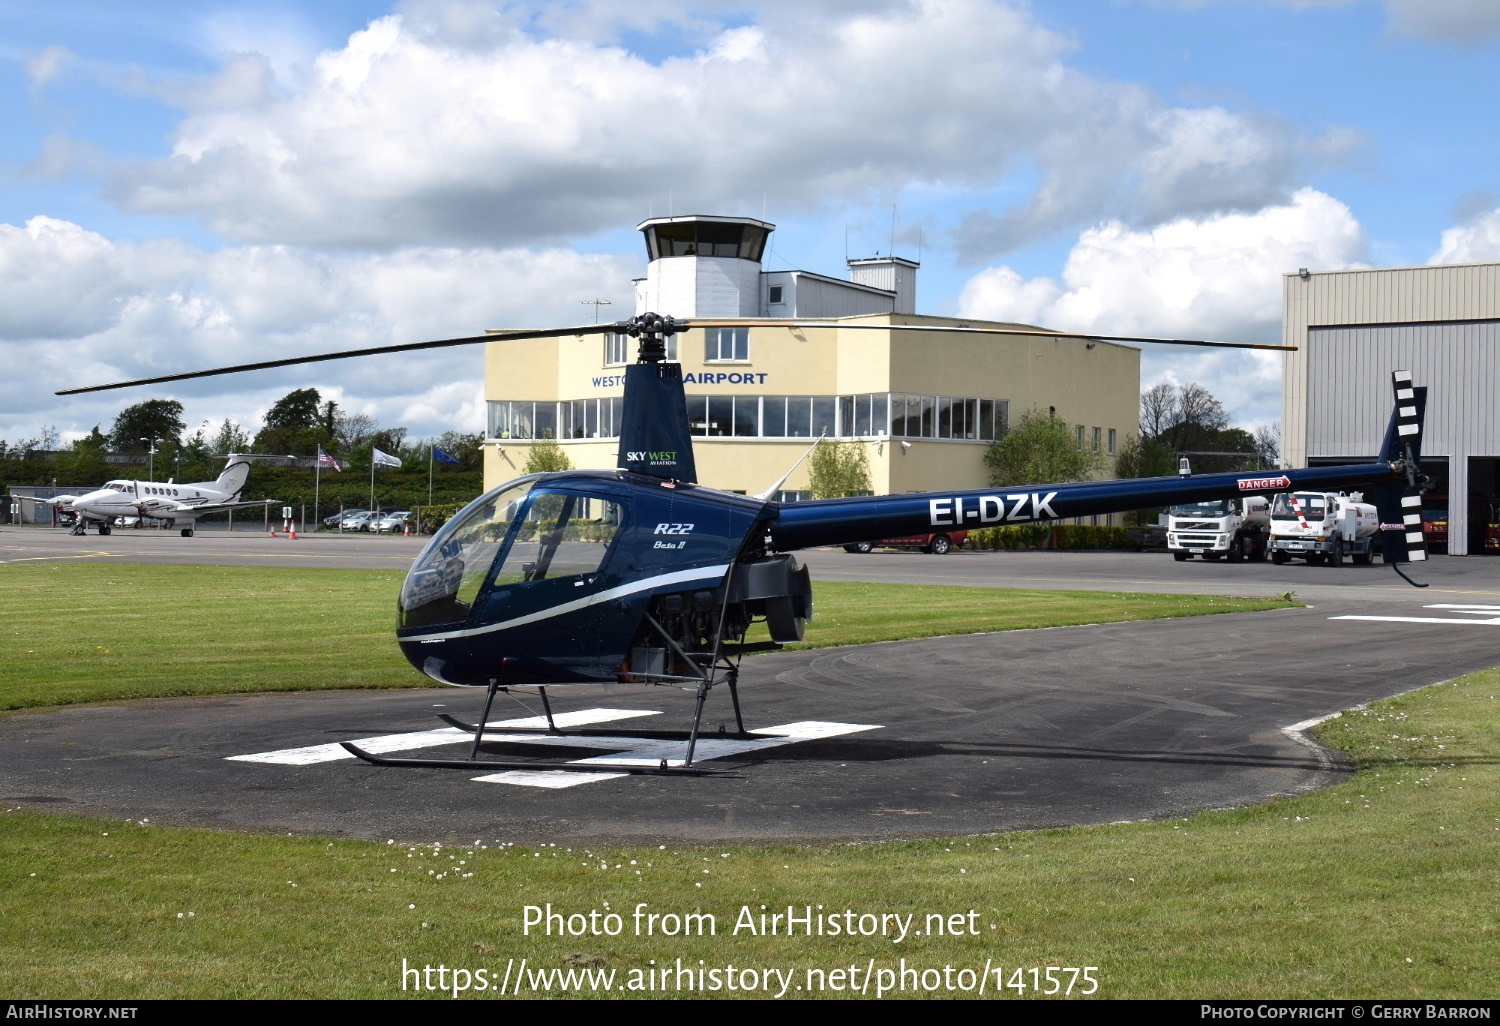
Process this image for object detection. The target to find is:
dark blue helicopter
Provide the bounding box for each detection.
[62,313,1430,775]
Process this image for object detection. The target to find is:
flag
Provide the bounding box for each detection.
[317,446,342,472]
[432,446,461,465]
[372,448,403,468]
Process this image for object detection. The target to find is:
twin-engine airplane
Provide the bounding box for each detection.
[46,453,282,537]
[61,313,1431,776]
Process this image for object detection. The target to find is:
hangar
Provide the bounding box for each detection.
[1281,261,1500,555]
[482,215,1139,503]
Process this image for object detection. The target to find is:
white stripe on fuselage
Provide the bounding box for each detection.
[404,563,733,642]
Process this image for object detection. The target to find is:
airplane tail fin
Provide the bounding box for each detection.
[1369,370,1429,565]
[201,453,286,497]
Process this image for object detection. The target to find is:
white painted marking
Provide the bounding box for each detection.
[1332,604,1500,626]
[472,720,881,787]
[226,708,662,765]
[228,710,881,790]
[1398,424,1419,436]
[1402,495,1421,507]
[472,770,629,788]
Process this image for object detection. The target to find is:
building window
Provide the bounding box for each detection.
[1092,427,1101,451]
[1076,425,1086,445]
[706,327,749,362]
[768,285,784,304]
[605,332,674,364]
[1108,428,1117,455]
[488,392,1009,442]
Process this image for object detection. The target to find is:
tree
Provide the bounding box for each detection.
[209,419,252,454]
[984,408,1105,487]
[807,440,871,499]
[254,388,325,454]
[523,437,573,473]
[108,399,185,452]
[1253,423,1281,469]
[429,431,484,471]
[1112,432,1173,480]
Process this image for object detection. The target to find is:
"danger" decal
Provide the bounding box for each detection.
[1237,475,1291,492]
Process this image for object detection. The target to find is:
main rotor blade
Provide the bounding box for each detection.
[56,323,613,395]
[685,320,1295,351]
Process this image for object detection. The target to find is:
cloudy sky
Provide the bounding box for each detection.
[2,0,1497,447]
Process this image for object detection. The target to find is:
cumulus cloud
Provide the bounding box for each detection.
[0,216,640,443]
[1430,208,1500,264]
[1196,1,1500,45]
[957,188,1368,425]
[99,0,1338,255]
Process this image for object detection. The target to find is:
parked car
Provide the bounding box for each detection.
[324,508,369,528]
[842,530,968,555]
[373,511,413,533]
[337,510,378,532]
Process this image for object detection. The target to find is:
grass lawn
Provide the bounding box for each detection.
[0,562,1295,710]
[6,562,1483,999]
[1,671,1495,998]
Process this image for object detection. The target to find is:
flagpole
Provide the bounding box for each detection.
[314,456,321,532]
[428,447,434,507]
[369,456,375,512]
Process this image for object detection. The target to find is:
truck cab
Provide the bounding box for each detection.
[1267,491,1378,566]
[1166,496,1269,562]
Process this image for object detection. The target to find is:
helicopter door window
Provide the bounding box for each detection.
[491,492,623,584]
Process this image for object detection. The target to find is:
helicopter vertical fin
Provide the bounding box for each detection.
[1369,371,1429,564]
[616,362,698,482]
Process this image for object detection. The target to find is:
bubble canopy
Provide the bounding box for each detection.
[398,475,626,632]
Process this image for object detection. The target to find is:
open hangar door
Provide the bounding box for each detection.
[1470,457,1500,554]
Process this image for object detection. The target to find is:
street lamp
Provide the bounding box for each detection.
[141,437,159,480]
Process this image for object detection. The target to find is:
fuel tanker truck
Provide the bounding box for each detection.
[1167,495,1271,562]
[1267,490,1379,566]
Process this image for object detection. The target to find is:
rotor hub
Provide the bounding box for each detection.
[618,312,683,363]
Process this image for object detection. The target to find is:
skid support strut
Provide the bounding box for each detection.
[341,657,741,776]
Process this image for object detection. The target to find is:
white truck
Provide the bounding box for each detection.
[1167,496,1271,562]
[1267,491,1379,566]
[1164,495,1272,561]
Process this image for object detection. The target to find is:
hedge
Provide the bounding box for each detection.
[966,524,1136,550]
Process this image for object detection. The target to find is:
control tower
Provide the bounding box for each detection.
[633,215,774,317]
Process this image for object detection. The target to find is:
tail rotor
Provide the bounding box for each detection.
[1372,370,1431,575]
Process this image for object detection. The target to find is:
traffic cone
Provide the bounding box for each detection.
[403,522,411,536]
[269,527,277,537]
[289,525,297,539]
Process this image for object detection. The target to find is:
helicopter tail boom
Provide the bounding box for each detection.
[771,373,1427,561]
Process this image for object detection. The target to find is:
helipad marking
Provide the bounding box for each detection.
[1331,604,1500,626]
[470,721,880,789]
[226,708,661,765]
[227,710,879,789]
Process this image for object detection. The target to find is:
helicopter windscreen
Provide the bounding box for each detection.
[399,479,535,629]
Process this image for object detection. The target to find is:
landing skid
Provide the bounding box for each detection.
[338,744,733,776]
[342,608,754,776]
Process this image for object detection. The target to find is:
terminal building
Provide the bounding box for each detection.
[1282,261,1500,555]
[483,215,1140,504]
